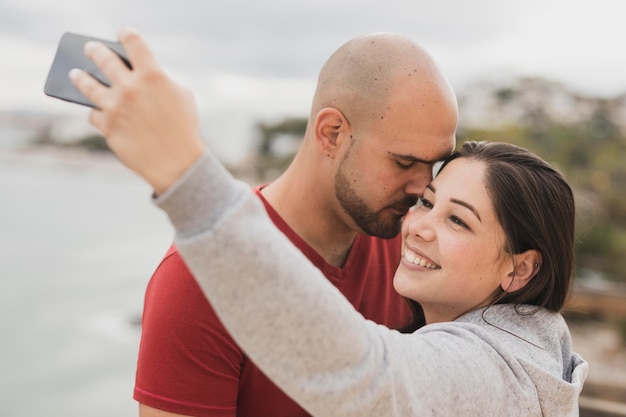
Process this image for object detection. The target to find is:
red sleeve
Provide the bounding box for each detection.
[133,245,243,417]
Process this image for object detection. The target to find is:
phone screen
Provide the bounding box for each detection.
[44,32,130,108]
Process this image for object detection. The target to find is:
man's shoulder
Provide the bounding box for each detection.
[164,242,179,258]
[145,243,225,324]
[151,243,188,272]
[148,243,197,288]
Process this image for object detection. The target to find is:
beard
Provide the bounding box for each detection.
[334,157,416,239]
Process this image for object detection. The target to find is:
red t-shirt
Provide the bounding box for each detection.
[133,188,413,416]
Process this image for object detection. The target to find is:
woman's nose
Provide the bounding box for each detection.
[404,206,436,241]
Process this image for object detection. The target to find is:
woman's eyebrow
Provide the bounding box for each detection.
[451,198,481,222]
[427,184,481,222]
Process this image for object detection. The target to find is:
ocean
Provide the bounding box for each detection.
[0,147,173,417]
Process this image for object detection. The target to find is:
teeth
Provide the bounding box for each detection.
[404,250,439,269]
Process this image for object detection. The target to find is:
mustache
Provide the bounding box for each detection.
[390,196,419,212]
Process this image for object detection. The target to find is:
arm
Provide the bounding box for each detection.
[155,153,410,416]
[69,28,413,416]
[155,154,537,416]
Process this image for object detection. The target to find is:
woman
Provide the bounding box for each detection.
[70,30,587,416]
[160,141,586,417]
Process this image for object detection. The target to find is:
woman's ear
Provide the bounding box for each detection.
[314,107,350,158]
[501,250,542,292]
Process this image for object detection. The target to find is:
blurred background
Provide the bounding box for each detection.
[1,0,625,416]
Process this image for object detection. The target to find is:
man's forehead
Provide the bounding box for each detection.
[389,146,452,164]
[389,134,455,160]
[389,152,433,164]
[363,129,455,162]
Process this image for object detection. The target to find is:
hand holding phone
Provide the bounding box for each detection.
[66,28,205,194]
[44,32,131,107]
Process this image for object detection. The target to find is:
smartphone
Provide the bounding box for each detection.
[44,32,131,108]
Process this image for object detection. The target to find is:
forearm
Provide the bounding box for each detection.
[155,151,402,416]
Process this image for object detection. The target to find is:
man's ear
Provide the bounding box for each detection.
[314,107,350,158]
[501,250,542,292]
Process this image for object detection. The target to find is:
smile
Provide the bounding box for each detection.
[403,249,440,269]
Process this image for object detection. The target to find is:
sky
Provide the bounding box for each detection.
[2,0,626,162]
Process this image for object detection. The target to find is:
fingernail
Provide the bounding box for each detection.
[68,68,81,80]
[118,27,136,40]
[84,41,97,52]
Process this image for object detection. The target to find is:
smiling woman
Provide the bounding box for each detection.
[397,141,575,328]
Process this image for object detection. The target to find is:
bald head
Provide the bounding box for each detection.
[311,32,456,135]
[267,33,457,249]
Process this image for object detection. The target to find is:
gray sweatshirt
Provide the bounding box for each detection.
[155,151,588,417]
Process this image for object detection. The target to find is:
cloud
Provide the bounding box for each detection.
[2,0,626,163]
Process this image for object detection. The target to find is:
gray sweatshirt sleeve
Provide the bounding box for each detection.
[156,152,404,415]
[154,151,584,417]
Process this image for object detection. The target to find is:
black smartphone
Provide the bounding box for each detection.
[44,32,131,108]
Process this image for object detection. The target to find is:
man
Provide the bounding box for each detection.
[130,31,458,416]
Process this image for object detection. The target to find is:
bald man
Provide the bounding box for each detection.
[133,33,458,417]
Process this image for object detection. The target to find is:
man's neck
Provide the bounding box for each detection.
[260,177,357,267]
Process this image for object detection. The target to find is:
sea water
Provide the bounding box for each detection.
[0,147,173,417]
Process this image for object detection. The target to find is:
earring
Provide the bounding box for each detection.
[534,263,539,268]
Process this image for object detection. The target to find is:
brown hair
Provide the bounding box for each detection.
[401,141,575,332]
[442,141,576,312]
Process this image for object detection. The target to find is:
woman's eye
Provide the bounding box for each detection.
[419,198,433,209]
[450,216,469,229]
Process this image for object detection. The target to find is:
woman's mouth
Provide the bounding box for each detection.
[403,248,440,269]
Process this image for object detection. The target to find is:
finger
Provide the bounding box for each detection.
[88,108,108,135]
[68,68,109,109]
[117,28,159,71]
[83,40,129,86]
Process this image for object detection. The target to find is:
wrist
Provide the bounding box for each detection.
[151,145,206,196]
